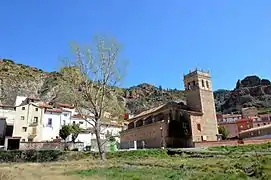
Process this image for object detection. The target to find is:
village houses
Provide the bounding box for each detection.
[0,96,125,150]
[217,106,271,139]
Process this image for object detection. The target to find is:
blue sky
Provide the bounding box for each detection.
[1,1,271,90]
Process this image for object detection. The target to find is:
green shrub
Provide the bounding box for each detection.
[0,150,65,163]
[106,149,168,159]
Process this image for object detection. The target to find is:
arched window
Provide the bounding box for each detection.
[201,80,205,88]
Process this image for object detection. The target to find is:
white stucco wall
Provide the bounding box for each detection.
[42,112,62,141]
[0,107,16,125]
[60,111,72,126]
[75,132,93,147]
[14,96,27,106]
[71,117,94,129]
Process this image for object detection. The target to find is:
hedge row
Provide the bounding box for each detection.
[0,150,65,163]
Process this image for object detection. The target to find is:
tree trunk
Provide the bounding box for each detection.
[95,120,106,161]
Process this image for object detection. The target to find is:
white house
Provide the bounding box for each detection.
[41,108,62,141]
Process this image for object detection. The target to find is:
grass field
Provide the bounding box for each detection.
[0,151,271,180]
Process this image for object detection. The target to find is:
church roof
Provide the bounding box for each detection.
[128,102,202,122]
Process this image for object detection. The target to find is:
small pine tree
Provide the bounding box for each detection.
[218,126,229,140]
[59,125,72,150]
[71,124,81,143]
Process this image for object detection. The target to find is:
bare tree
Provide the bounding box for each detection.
[60,36,127,160]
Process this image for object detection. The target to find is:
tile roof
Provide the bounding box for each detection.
[72,114,94,119]
[46,108,63,113]
[239,124,271,134]
[57,103,74,109]
[128,102,202,122]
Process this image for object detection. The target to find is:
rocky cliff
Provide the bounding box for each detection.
[1,59,270,114]
[214,76,271,113]
[0,59,185,114]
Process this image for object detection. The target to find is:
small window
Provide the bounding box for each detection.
[73,121,76,124]
[64,113,68,117]
[187,83,191,90]
[206,81,209,88]
[28,138,33,142]
[34,117,38,123]
[21,116,25,120]
[21,139,25,142]
[22,127,27,132]
[79,121,83,124]
[35,108,38,111]
[202,80,205,87]
[22,107,25,110]
[264,123,266,125]
[197,124,201,131]
[48,118,52,126]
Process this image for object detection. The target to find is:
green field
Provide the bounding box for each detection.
[0,144,271,180]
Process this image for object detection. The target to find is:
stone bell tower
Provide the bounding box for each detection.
[184,69,218,141]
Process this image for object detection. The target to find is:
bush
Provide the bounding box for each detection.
[0,150,65,163]
[106,149,168,159]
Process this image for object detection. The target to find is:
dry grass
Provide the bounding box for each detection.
[0,155,270,180]
[0,159,111,180]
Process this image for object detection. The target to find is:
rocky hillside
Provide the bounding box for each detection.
[1,59,270,115]
[0,59,185,114]
[214,76,271,113]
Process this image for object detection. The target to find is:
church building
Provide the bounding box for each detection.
[120,69,219,148]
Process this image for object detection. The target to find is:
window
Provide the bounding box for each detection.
[22,107,25,110]
[48,118,52,126]
[79,121,83,124]
[35,108,38,111]
[187,83,191,90]
[264,123,266,125]
[258,124,260,127]
[33,117,38,123]
[197,124,201,131]
[193,81,196,86]
[22,127,27,132]
[63,120,66,125]
[206,81,209,88]
[21,139,25,142]
[64,113,68,117]
[21,116,25,120]
[202,80,205,87]
[28,138,33,142]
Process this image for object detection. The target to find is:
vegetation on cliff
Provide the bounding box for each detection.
[1,58,271,114]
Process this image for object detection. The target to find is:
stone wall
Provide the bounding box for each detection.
[120,121,167,149]
[19,142,84,151]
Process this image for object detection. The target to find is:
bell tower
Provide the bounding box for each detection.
[184,69,218,141]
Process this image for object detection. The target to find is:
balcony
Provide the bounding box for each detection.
[28,127,37,138]
[29,121,38,127]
